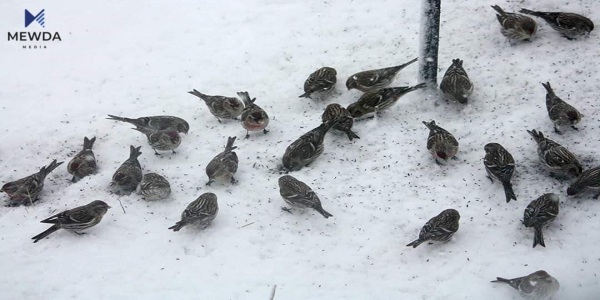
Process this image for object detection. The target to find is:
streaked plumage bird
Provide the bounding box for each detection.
[107,114,189,134]
[111,146,143,195]
[423,120,459,164]
[567,166,600,199]
[491,5,538,41]
[406,208,460,248]
[282,120,337,171]
[347,83,426,118]
[520,8,594,39]
[31,200,111,243]
[321,103,360,141]
[299,67,337,99]
[523,193,559,248]
[346,57,418,92]
[439,59,473,104]
[137,173,171,200]
[492,270,560,300]
[133,127,181,154]
[206,136,239,185]
[169,193,218,232]
[67,136,97,182]
[188,89,244,121]
[542,82,581,134]
[526,129,582,177]
[278,175,332,218]
[1,160,63,206]
[237,91,270,138]
[484,143,517,203]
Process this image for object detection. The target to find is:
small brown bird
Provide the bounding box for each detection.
[107,114,189,134]
[406,209,460,248]
[299,67,337,99]
[206,136,239,185]
[278,175,332,218]
[520,8,594,39]
[347,83,426,118]
[439,59,473,104]
[137,173,171,200]
[237,91,270,138]
[31,200,111,243]
[67,137,97,182]
[282,120,337,171]
[188,89,244,122]
[567,166,600,199]
[346,57,418,92]
[169,193,219,232]
[526,129,581,178]
[492,270,560,300]
[1,159,63,206]
[523,193,559,248]
[321,103,360,141]
[483,143,517,203]
[491,5,538,41]
[542,82,582,134]
[423,120,459,164]
[133,127,181,155]
[111,146,143,195]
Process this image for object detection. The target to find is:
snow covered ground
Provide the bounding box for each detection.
[1,0,599,298]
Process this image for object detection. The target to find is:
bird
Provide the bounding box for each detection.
[31,200,111,243]
[111,146,143,195]
[206,136,239,185]
[133,127,181,155]
[321,103,360,141]
[567,166,600,199]
[67,136,97,182]
[188,89,244,122]
[542,82,582,134]
[520,8,594,39]
[282,120,337,171]
[107,114,189,134]
[347,83,426,118]
[1,159,63,206]
[169,192,219,232]
[237,91,270,138]
[491,5,538,41]
[346,57,418,92]
[137,173,171,200]
[278,175,333,218]
[523,193,559,248]
[483,143,517,203]
[406,208,460,248]
[439,59,474,104]
[423,120,459,164]
[299,67,337,99]
[526,129,582,178]
[491,270,560,300]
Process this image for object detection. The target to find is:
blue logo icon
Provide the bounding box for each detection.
[25,9,45,28]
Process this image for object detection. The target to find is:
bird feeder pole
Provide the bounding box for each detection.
[419,0,441,87]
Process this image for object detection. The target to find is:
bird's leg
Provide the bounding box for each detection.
[206,179,213,186]
[554,126,563,135]
[230,177,237,184]
[263,129,269,135]
[594,192,600,200]
[571,125,579,131]
[487,176,493,183]
[218,118,222,123]
[451,156,459,160]
[281,207,293,214]
[171,150,176,154]
[154,149,160,155]
[245,131,250,139]
[73,231,86,236]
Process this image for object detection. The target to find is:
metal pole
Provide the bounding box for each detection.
[419,0,441,87]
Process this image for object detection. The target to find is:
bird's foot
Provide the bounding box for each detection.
[263,129,269,135]
[281,207,293,214]
[571,126,579,131]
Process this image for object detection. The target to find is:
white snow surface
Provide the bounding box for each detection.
[1,0,599,299]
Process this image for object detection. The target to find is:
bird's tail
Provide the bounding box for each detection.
[490,5,505,16]
[236,91,255,106]
[405,82,428,94]
[83,136,96,150]
[40,160,64,178]
[406,238,425,248]
[393,57,418,71]
[315,206,333,219]
[188,89,208,101]
[298,91,312,99]
[107,114,137,124]
[224,136,238,152]
[32,225,60,243]
[345,130,360,141]
[168,222,185,232]
[519,8,546,18]
[526,129,544,144]
[129,145,142,159]
[541,82,556,97]
[502,181,517,203]
[422,120,437,130]
[533,226,545,248]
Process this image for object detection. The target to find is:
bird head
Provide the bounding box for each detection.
[346,77,358,90]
